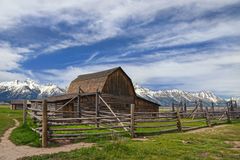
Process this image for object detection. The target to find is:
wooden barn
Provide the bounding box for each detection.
[31,67,159,116]
[11,100,31,110]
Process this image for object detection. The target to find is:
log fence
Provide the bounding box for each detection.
[24,99,240,148]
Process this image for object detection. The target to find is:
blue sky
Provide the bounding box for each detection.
[0,0,240,98]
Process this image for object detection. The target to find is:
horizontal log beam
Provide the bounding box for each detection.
[135,128,178,135]
[49,115,130,121]
[49,125,130,131]
[27,112,42,121]
[134,112,176,114]
[135,119,177,123]
[49,131,126,137]
[181,119,206,123]
[135,124,177,128]
[134,116,176,119]
[27,108,42,112]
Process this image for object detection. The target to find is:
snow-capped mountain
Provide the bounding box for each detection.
[134,84,226,106]
[0,79,65,101]
[0,79,233,106]
[226,97,240,105]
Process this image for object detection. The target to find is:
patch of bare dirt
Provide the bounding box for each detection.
[186,125,228,133]
[225,141,240,150]
[0,119,94,160]
[199,152,209,158]
[181,140,192,144]
[132,137,149,141]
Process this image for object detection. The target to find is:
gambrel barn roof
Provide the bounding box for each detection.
[67,67,160,106]
[67,67,135,95]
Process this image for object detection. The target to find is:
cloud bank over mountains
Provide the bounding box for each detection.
[0,0,240,97]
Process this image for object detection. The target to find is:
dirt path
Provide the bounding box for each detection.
[0,119,94,160]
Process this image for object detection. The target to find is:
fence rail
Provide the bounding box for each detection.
[23,100,240,148]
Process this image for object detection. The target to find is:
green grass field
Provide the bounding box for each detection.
[24,121,240,160]
[1,105,240,159]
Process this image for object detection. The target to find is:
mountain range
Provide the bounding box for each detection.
[0,79,65,102]
[0,79,237,106]
[134,84,227,106]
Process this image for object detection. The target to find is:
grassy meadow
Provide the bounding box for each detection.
[0,105,240,159]
[24,121,240,160]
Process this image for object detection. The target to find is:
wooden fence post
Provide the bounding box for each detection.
[234,101,237,109]
[230,100,236,119]
[12,104,16,110]
[95,91,100,128]
[205,107,211,127]
[23,100,27,126]
[199,100,203,112]
[130,104,135,138]
[184,101,187,113]
[176,106,182,132]
[230,100,234,111]
[32,102,37,124]
[77,87,81,118]
[226,106,231,123]
[172,102,175,112]
[42,99,48,148]
[211,102,215,112]
[179,101,183,112]
[195,100,198,112]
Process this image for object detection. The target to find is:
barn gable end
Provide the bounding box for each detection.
[102,68,135,96]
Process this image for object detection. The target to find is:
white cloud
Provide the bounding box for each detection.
[84,52,99,64]
[128,18,240,51]
[37,49,240,97]
[0,0,239,98]
[0,41,32,81]
[0,71,27,81]
[0,0,239,53]
[0,42,32,70]
[0,43,21,70]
